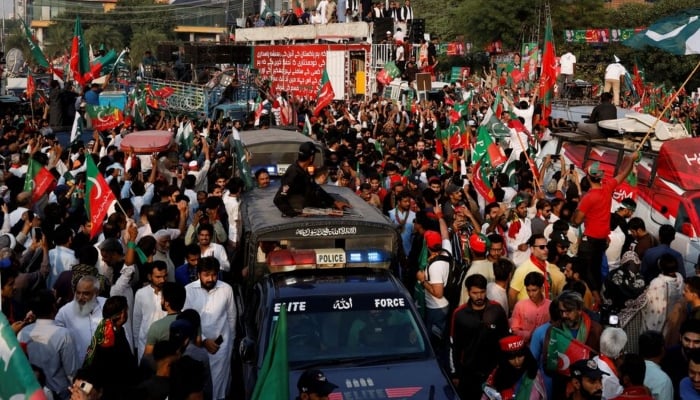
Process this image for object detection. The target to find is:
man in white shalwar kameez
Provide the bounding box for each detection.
[133,260,168,362]
[184,256,237,400]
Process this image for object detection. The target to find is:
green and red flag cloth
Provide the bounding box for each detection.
[251,307,289,400]
[82,49,118,83]
[313,68,335,116]
[85,155,116,239]
[539,17,556,126]
[86,104,124,132]
[24,158,56,204]
[302,114,312,137]
[472,159,497,203]
[544,327,594,376]
[70,16,91,86]
[376,61,401,86]
[0,313,48,400]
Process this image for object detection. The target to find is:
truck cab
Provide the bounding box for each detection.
[541,133,700,275]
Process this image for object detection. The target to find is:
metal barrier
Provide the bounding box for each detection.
[142,77,208,114]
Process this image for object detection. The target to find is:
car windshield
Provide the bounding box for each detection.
[270,294,428,367]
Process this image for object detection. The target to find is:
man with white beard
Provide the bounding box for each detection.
[55,275,106,365]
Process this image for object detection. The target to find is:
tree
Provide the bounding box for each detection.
[128,27,170,70]
[85,25,125,55]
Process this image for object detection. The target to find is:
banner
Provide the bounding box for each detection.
[564,28,644,43]
[253,44,370,99]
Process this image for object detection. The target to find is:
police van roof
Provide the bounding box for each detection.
[241,185,398,241]
[268,268,402,298]
[239,128,324,172]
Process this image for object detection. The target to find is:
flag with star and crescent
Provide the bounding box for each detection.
[86,104,124,132]
[85,155,116,239]
[544,327,593,376]
[0,313,47,400]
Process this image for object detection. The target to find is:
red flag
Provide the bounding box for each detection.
[486,143,507,167]
[539,17,556,127]
[435,138,444,159]
[313,69,335,116]
[86,105,124,132]
[85,155,116,239]
[26,73,35,98]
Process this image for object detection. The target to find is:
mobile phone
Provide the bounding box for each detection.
[79,381,93,394]
[569,164,575,172]
[551,154,560,161]
[32,227,43,242]
[608,315,619,326]
[215,335,224,345]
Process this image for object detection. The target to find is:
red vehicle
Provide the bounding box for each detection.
[542,134,700,275]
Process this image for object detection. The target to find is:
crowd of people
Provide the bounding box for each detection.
[244,0,414,27]
[2,45,700,400]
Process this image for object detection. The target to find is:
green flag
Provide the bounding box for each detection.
[231,128,255,191]
[251,307,289,400]
[22,20,49,68]
[0,313,47,399]
[302,114,312,137]
[623,9,700,55]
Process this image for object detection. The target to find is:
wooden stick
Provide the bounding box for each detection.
[636,58,700,151]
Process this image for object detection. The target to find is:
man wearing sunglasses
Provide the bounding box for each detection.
[507,234,566,312]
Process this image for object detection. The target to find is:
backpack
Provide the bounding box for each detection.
[427,249,466,312]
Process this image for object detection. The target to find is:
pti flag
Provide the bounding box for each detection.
[623,8,700,55]
[545,327,593,376]
[85,155,116,239]
[313,69,335,116]
[70,15,91,86]
[472,159,496,204]
[472,126,506,168]
[0,313,47,400]
[86,104,124,132]
[251,307,289,400]
[539,17,556,126]
[24,158,56,204]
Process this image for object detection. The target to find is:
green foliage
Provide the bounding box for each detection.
[84,25,124,54]
[128,27,170,70]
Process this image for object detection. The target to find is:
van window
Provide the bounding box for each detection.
[676,199,700,238]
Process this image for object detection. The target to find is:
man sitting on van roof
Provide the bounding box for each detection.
[274,142,351,217]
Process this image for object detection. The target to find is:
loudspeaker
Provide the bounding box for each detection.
[410,19,424,43]
[372,18,394,43]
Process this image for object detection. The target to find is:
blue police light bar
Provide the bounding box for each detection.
[345,249,390,269]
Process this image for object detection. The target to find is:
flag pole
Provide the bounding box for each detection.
[636,58,700,151]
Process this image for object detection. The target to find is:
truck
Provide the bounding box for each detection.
[142,66,259,123]
[541,132,700,275]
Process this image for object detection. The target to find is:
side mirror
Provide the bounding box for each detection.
[239,337,257,364]
[660,206,668,215]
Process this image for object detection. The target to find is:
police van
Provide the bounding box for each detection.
[239,185,458,399]
[239,128,324,178]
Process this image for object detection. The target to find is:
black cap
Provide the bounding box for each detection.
[298,142,319,158]
[297,369,338,395]
[570,358,609,380]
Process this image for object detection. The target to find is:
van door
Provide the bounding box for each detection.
[650,193,696,275]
